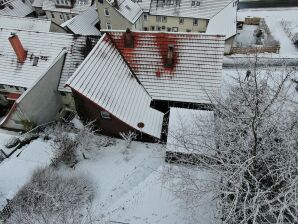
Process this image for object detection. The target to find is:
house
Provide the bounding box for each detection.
[42,0,93,25]
[66,30,225,139]
[165,107,215,163]
[0,15,67,33]
[96,0,237,54]
[61,6,101,35]
[0,29,89,130]
[0,0,34,17]
[96,0,143,30]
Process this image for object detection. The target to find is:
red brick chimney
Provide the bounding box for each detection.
[124,28,134,48]
[8,33,27,63]
[166,44,174,67]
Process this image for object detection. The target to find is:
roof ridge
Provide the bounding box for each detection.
[105,32,153,99]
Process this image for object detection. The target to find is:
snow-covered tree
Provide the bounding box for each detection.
[166,56,298,223]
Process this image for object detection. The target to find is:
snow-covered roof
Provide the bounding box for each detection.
[206,0,237,39]
[137,0,151,12]
[0,15,52,32]
[32,0,44,7]
[167,107,216,154]
[149,0,233,19]
[0,0,34,17]
[42,0,92,14]
[107,0,143,23]
[61,7,101,35]
[107,30,225,104]
[66,33,164,139]
[0,28,86,90]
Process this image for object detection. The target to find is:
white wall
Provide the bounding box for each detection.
[2,53,66,130]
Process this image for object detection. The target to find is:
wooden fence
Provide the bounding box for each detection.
[231,45,280,54]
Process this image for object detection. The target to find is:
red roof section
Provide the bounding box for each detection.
[6,93,21,100]
[104,31,225,104]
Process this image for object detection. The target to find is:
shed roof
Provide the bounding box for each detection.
[66,33,164,139]
[106,0,143,23]
[167,107,215,154]
[206,0,237,39]
[107,30,225,104]
[0,15,52,32]
[61,7,101,35]
[0,29,86,90]
[149,0,233,20]
[0,0,34,17]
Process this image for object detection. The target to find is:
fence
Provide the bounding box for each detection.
[231,45,280,54]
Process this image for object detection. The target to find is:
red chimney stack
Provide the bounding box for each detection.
[8,33,27,63]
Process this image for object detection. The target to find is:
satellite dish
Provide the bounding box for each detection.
[137,122,145,129]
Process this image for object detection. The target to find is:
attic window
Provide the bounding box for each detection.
[100,111,111,119]
[191,0,200,6]
[125,5,131,10]
[104,8,110,16]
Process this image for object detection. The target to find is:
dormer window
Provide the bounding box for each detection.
[191,0,200,6]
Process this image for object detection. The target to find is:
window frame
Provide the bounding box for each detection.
[104,8,110,16]
[100,111,111,120]
[179,17,184,24]
[193,18,198,26]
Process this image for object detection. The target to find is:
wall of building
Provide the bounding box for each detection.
[97,0,133,30]
[2,53,66,130]
[45,10,77,25]
[142,14,208,32]
[224,36,235,55]
[50,22,68,33]
[73,90,154,141]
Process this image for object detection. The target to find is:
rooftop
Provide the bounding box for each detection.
[167,107,216,154]
[0,0,34,17]
[106,0,143,23]
[0,15,52,32]
[107,30,225,104]
[66,33,164,139]
[149,0,233,20]
[61,6,101,35]
[0,28,87,90]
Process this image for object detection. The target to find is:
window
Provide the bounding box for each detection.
[167,27,171,32]
[106,22,112,29]
[151,26,155,31]
[156,16,161,23]
[125,5,131,10]
[193,18,198,26]
[59,14,63,20]
[104,8,110,16]
[162,16,167,23]
[191,0,200,6]
[157,26,161,31]
[191,1,195,6]
[144,27,148,31]
[196,0,200,6]
[66,14,70,20]
[100,111,111,119]
[0,84,4,89]
[162,26,165,30]
[179,17,184,24]
[172,27,178,32]
[186,29,191,32]
[143,13,148,21]
[51,13,55,18]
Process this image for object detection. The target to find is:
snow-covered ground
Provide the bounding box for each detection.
[0,135,54,209]
[0,132,218,223]
[237,8,298,58]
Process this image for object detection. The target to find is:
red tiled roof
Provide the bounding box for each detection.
[107,31,225,104]
[6,93,21,101]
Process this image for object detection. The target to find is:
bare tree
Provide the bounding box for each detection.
[165,56,298,223]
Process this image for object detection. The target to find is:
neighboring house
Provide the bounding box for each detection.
[97,0,237,53]
[42,0,93,25]
[96,0,143,30]
[66,30,225,139]
[0,29,89,130]
[61,6,101,35]
[0,15,67,33]
[0,0,34,17]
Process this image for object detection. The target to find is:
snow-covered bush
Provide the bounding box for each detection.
[119,131,137,149]
[166,56,298,223]
[7,167,94,224]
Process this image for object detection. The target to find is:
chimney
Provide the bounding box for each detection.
[8,33,27,63]
[113,0,119,9]
[124,28,134,48]
[166,44,174,67]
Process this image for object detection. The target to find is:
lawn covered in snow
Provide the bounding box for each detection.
[0,131,219,223]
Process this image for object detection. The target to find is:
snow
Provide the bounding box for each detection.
[0,133,54,209]
[237,8,298,58]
